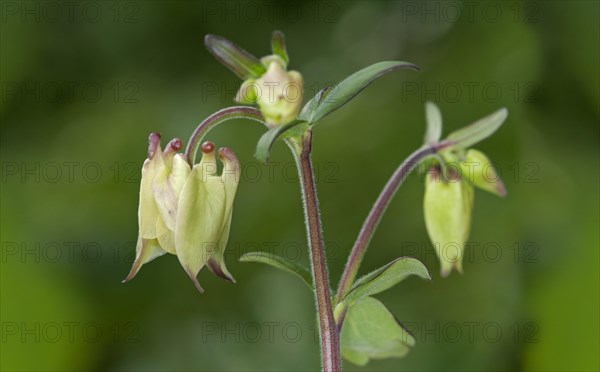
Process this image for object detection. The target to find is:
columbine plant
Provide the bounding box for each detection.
[123,31,508,371]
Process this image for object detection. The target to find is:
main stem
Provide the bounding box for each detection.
[292,131,341,372]
[335,141,452,303]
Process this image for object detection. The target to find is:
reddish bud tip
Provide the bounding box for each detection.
[218,147,232,159]
[165,138,183,154]
[171,138,183,151]
[201,141,215,154]
[147,132,162,159]
[218,148,240,172]
[496,180,508,198]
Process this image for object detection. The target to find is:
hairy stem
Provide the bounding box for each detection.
[185,106,264,165]
[291,131,341,372]
[335,141,453,304]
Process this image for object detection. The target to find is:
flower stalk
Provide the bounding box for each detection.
[181,101,341,370]
[185,106,264,165]
[292,131,341,372]
[335,141,453,304]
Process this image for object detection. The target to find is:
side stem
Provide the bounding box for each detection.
[185,106,264,165]
[292,131,341,372]
[335,141,452,303]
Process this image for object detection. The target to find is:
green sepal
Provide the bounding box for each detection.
[204,34,267,80]
[445,108,508,149]
[235,79,258,104]
[460,149,507,197]
[270,30,289,67]
[122,237,166,283]
[424,101,443,144]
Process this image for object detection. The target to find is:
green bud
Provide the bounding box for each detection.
[459,149,506,197]
[423,167,474,277]
[254,60,303,126]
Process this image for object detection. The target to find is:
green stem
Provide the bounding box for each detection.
[185,107,340,370]
[335,141,453,304]
[290,131,341,372]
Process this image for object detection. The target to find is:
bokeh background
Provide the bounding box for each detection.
[1,0,598,371]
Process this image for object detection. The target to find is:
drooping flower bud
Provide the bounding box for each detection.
[423,167,474,277]
[124,136,241,293]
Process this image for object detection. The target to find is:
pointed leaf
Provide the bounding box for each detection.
[446,108,508,149]
[341,296,415,366]
[240,252,312,288]
[341,257,430,306]
[271,31,289,66]
[205,34,266,80]
[300,61,419,124]
[298,85,333,122]
[254,120,307,163]
[424,101,442,144]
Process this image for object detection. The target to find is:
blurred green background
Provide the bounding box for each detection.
[1,0,598,371]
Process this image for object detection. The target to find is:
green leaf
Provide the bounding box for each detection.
[299,61,419,124]
[239,252,312,288]
[341,296,415,366]
[424,101,442,144]
[297,85,333,122]
[341,257,430,307]
[205,34,267,80]
[254,120,307,163]
[271,31,289,66]
[445,108,508,149]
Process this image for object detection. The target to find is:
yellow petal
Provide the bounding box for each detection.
[156,217,176,255]
[139,135,164,239]
[152,153,191,231]
[205,148,241,283]
[175,165,226,293]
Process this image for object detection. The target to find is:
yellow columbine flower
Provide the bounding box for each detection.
[123,135,240,293]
